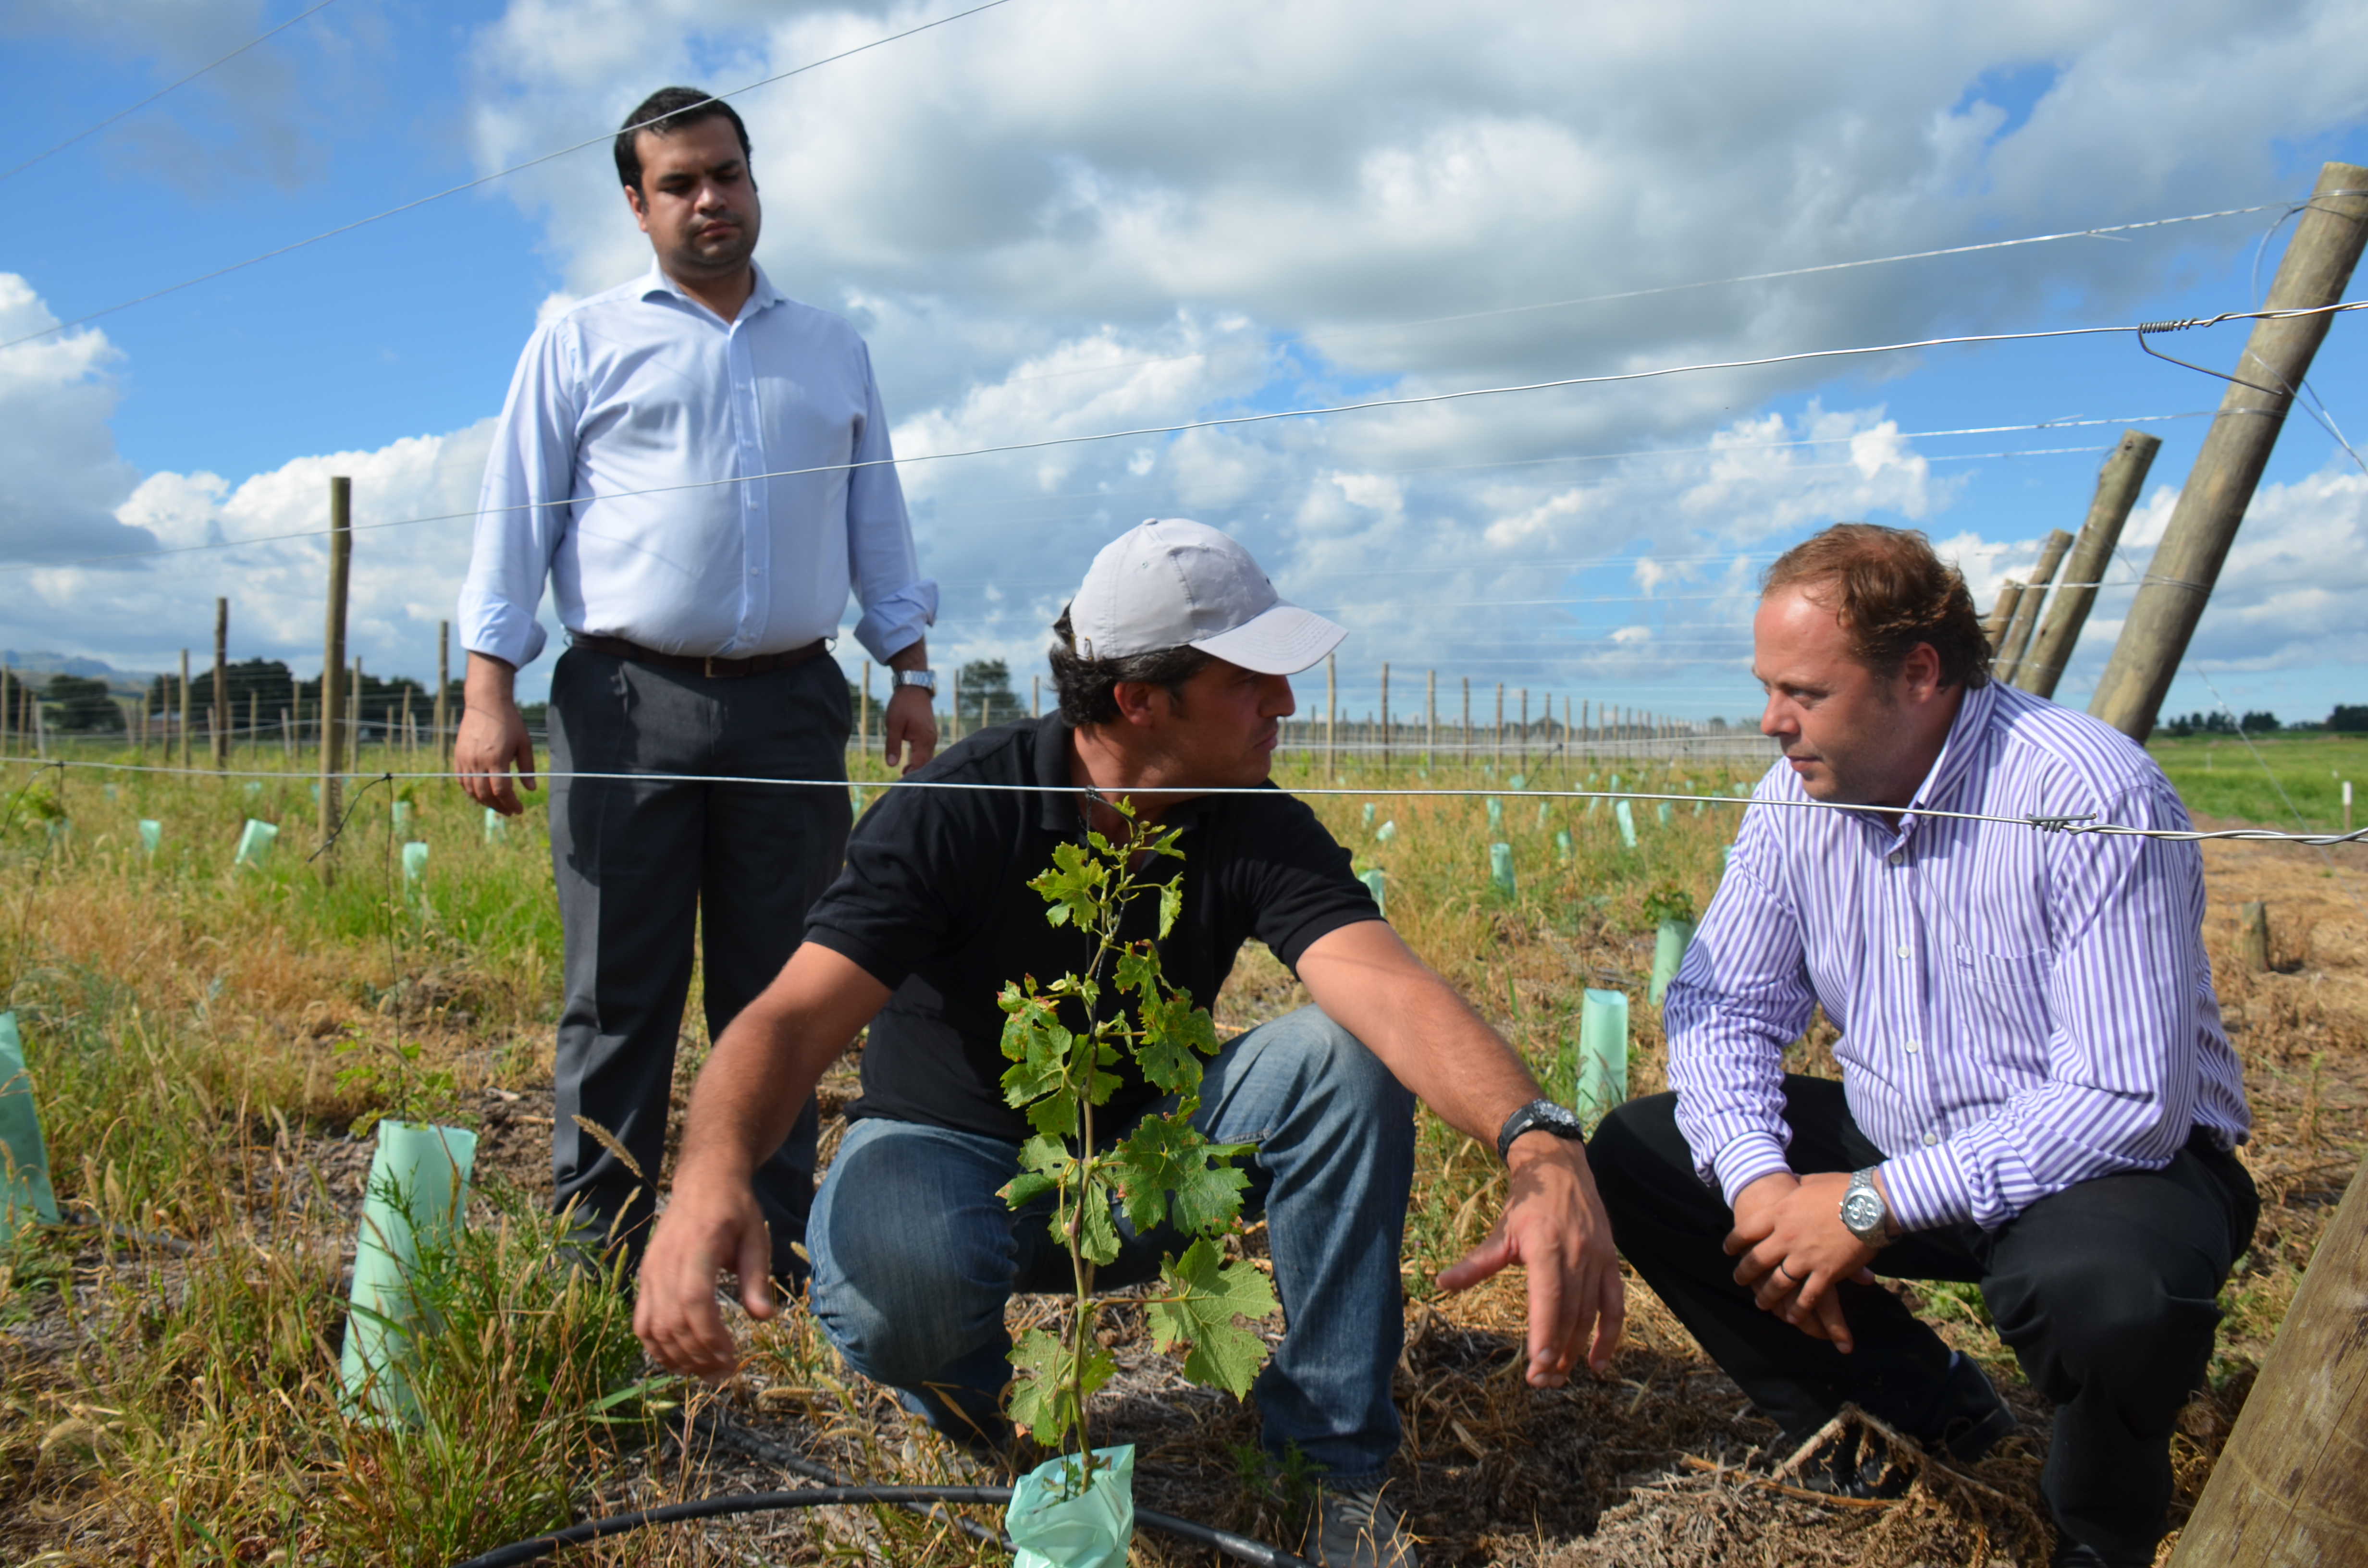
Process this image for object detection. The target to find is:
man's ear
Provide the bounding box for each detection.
[624,182,651,231]
[1902,641,1945,702]
[1109,680,1166,728]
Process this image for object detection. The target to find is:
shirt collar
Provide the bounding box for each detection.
[1027,712,1219,839]
[638,259,786,325]
[1896,677,1998,839]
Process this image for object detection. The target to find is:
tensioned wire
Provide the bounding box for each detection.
[21,756,2367,847]
[5,304,2354,578]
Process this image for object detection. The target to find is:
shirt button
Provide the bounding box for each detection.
[1904,1038,1921,1054]
[1888,851,1904,866]
[1921,1130,1941,1146]
[1897,944,1912,959]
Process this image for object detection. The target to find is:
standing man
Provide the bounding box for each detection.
[457,87,938,1278]
[1591,525,2254,1568]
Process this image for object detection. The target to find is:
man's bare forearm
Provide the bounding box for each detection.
[465,649,518,712]
[1297,921,1542,1144]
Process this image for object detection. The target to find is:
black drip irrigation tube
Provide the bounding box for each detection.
[449,1409,1314,1568]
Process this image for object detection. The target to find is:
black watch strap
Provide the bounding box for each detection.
[1495,1098,1585,1163]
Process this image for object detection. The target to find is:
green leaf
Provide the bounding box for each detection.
[1109,1115,1253,1236]
[1135,990,1221,1095]
[1147,1237,1279,1398]
[1159,877,1183,939]
[1029,841,1107,931]
[1075,1182,1123,1266]
[1007,1326,1114,1448]
[1114,944,1160,999]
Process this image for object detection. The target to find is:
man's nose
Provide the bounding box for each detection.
[1759,695,1793,738]
[1264,674,1297,718]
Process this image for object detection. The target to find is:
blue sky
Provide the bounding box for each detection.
[2,0,2366,731]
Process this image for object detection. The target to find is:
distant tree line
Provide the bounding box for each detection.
[0,661,465,737]
[2158,704,2368,736]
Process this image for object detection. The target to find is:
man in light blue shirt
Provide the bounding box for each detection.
[456,86,939,1280]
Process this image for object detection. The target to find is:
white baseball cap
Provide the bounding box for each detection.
[1067,519,1345,675]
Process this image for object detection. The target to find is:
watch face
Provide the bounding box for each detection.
[1841,1188,1885,1235]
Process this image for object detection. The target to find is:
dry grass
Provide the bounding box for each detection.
[0,747,2360,1566]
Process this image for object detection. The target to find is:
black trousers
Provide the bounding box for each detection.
[545,645,853,1269]
[1591,1078,2257,1563]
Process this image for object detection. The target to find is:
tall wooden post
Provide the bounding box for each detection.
[1994,529,2075,686]
[247,690,259,760]
[2018,430,2161,699]
[1982,580,2025,653]
[1461,676,1470,763]
[1324,653,1337,780]
[318,477,351,872]
[1494,683,1505,767]
[1032,673,1040,720]
[211,597,229,769]
[178,650,192,770]
[2169,1155,2368,1565]
[1379,663,1390,775]
[2091,162,2368,741]
[1519,687,1529,768]
[1425,668,1436,765]
[434,620,451,768]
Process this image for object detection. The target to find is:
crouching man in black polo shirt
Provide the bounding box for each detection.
[636,519,1624,1567]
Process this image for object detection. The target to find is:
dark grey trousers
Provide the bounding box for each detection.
[546,644,852,1273]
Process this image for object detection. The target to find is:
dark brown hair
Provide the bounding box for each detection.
[1047,607,1211,726]
[615,87,753,194]
[1761,523,1992,689]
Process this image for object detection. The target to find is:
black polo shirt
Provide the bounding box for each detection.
[803,713,1382,1141]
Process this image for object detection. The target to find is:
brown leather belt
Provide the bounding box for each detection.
[571,634,829,679]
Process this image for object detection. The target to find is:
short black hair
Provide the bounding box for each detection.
[1048,607,1211,726]
[614,86,753,194]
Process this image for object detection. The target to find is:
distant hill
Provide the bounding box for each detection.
[1,651,155,698]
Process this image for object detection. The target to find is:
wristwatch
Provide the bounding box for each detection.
[1496,1099,1586,1164]
[1840,1167,1895,1249]
[891,669,937,694]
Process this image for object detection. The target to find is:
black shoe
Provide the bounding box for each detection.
[2052,1540,2149,1568]
[1916,1352,2018,1463]
[1776,1422,1912,1499]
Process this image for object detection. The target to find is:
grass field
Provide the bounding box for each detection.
[2144,732,2368,834]
[0,735,2359,1566]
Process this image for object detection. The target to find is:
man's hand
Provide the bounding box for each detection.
[634,1156,777,1380]
[883,684,937,773]
[1724,1171,1879,1352]
[456,652,537,814]
[1435,1134,1626,1385]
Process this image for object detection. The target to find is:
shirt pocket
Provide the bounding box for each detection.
[1946,944,2052,1044]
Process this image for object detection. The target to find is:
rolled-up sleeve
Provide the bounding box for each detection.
[1665,802,1821,1204]
[1879,783,2208,1231]
[844,343,936,663]
[457,323,577,669]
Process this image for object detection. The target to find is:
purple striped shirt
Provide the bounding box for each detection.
[1665,678,2250,1233]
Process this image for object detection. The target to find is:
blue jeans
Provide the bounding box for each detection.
[808,1006,1416,1483]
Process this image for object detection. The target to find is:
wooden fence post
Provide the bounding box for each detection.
[1461,676,1470,764]
[2091,161,2368,740]
[1983,580,2026,654]
[2169,1154,2368,1565]
[212,597,229,770]
[1380,663,1391,775]
[178,650,192,770]
[318,477,351,875]
[2018,430,2162,699]
[1994,531,2074,686]
[1325,653,1337,780]
[1426,668,1436,766]
[434,620,451,769]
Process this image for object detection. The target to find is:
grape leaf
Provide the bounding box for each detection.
[1114,944,1160,999]
[1109,1115,1252,1236]
[1134,991,1220,1096]
[1028,841,1106,931]
[1147,1237,1278,1398]
[1159,877,1183,939]
[1007,1325,1113,1446]
[1074,1180,1123,1266]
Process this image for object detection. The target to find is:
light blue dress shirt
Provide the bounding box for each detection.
[458,261,936,670]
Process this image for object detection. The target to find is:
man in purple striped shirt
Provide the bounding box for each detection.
[1591,525,2255,1568]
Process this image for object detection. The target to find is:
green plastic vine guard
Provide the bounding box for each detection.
[1650,919,1697,1006]
[1374,820,1397,843]
[1574,989,1629,1125]
[0,1012,61,1233]
[1535,801,1551,830]
[234,818,278,868]
[1008,1445,1135,1568]
[1359,868,1386,917]
[102,784,116,801]
[482,808,507,845]
[1507,773,1526,791]
[401,842,429,885]
[137,821,161,857]
[1485,797,1503,833]
[851,785,866,813]
[1489,842,1516,898]
[1656,802,1674,828]
[1554,829,1573,864]
[1614,800,1638,849]
[1586,795,1602,818]
[392,800,412,827]
[339,1120,478,1423]
[1608,773,1622,792]
[244,781,262,797]
[1361,802,1375,829]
